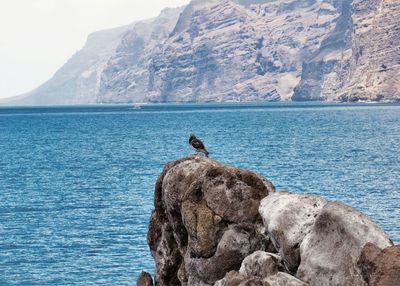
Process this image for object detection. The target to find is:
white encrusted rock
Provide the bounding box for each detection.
[239,251,283,278]
[259,192,328,273]
[297,201,393,286]
[264,272,308,286]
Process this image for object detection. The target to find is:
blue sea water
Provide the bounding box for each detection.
[0,102,399,285]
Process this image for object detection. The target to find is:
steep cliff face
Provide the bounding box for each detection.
[6,7,183,105]
[7,0,399,105]
[97,7,184,103]
[148,1,273,102]
[294,0,400,101]
[7,24,134,105]
[146,0,341,102]
[292,0,353,101]
[339,0,400,101]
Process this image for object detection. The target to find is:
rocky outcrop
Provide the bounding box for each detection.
[260,192,393,285]
[358,243,400,286]
[296,201,392,285]
[137,271,154,286]
[259,192,328,274]
[98,7,184,103]
[138,157,397,286]
[294,0,400,102]
[147,156,275,285]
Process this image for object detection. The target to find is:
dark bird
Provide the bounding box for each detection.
[189,134,209,157]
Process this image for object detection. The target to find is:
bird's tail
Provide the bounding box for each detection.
[197,148,209,157]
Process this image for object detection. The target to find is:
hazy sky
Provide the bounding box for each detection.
[0,0,190,99]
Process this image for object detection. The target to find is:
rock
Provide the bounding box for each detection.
[147,0,340,103]
[141,156,396,286]
[147,155,275,286]
[239,251,283,278]
[259,192,328,273]
[147,210,182,285]
[294,0,400,102]
[296,201,393,286]
[336,0,400,102]
[185,224,267,285]
[5,22,135,105]
[215,251,306,286]
[264,272,308,286]
[258,191,394,285]
[358,243,383,284]
[98,7,184,103]
[358,244,400,286]
[214,271,265,286]
[137,271,154,286]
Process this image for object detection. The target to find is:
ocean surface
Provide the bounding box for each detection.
[0,102,399,285]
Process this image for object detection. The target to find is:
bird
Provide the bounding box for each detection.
[189,134,209,157]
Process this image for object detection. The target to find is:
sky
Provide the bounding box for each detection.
[0,0,190,99]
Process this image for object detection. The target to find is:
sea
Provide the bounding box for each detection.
[0,102,399,285]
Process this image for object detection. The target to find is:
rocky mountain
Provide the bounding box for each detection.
[7,0,400,104]
[98,7,185,103]
[6,7,184,105]
[294,0,400,101]
[148,0,343,102]
[6,24,135,105]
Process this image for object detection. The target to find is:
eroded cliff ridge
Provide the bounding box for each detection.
[138,156,399,286]
[9,0,400,104]
[294,0,400,102]
[147,0,339,102]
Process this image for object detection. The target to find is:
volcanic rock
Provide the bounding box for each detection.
[142,158,395,286]
[137,271,154,286]
[259,192,328,273]
[358,243,400,286]
[264,272,308,286]
[147,155,275,285]
[239,251,284,278]
[296,201,393,285]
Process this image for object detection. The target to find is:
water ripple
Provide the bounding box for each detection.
[0,103,399,285]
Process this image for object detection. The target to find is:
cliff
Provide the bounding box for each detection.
[6,0,400,105]
[294,0,400,102]
[338,0,400,102]
[6,24,134,105]
[138,156,399,286]
[5,7,184,105]
[147,0,338,102]
[97,7,185,103]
